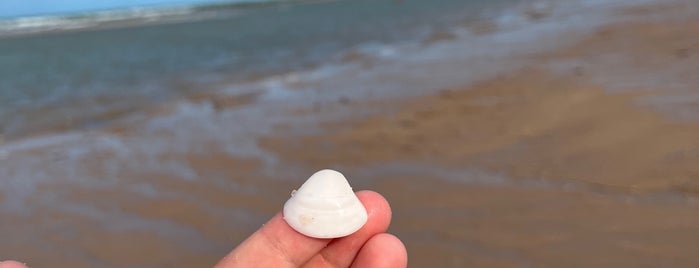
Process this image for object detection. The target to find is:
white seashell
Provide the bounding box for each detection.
[283,169,368,239]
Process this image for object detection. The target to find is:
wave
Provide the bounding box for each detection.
[0,0,301,37]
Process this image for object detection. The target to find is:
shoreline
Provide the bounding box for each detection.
[1,0,698,267]
[0,0,335,39]
[0,0,641,146]
[260,1,699,266]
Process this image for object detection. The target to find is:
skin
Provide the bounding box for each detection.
[216,191,408,267]
[3,191,407,268]
[0,261,27,268]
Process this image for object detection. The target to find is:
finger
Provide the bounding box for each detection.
[215,211,330,268]
[302,191,392,267]
[0,261,28,268]
[216,190,389,268]
[350,233,407,268]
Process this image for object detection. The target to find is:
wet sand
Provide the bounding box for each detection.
[1,0,699,267]
[0,150,289,267]
[261,2,699,267]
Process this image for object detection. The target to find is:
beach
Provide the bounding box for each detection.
[262,3,699,266]
[1,0,698,267]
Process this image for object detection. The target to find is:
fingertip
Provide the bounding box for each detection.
[355,190,392,225]
[351,233,408,268]
[0,261,28,268]
[377,233,408,267]
[381,233,408,261]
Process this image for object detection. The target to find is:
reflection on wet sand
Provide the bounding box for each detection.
[1,0,698,267]
[261,4,699,266]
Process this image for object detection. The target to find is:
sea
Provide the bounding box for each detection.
[0,0,536,207]
[0,0,510,139]
[0,0,663,266]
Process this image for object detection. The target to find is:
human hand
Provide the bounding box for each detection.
[2,191,406,268]
[216,190,407,267]
[0,261,27,268]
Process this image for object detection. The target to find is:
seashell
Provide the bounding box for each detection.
[283,169,368,238]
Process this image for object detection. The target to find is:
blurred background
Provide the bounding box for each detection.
[1,0,698,266]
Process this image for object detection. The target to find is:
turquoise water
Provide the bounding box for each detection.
[0,0,510,139]
[0,0,248,18]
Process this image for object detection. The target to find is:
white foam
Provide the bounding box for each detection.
[0,0,681,238]
[0,132,84,153]
[0,0,283,36]
[0,6,192,35]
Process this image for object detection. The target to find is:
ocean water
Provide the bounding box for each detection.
[0,0,510,140]
[0,0,667,266]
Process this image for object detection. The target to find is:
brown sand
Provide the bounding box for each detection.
[0,150,291,267]
[259,3,699,267]
[262,68,699,190]
[3,1,699,267]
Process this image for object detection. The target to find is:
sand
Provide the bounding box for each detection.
[1,0,698,267]
[260,2,699,266]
